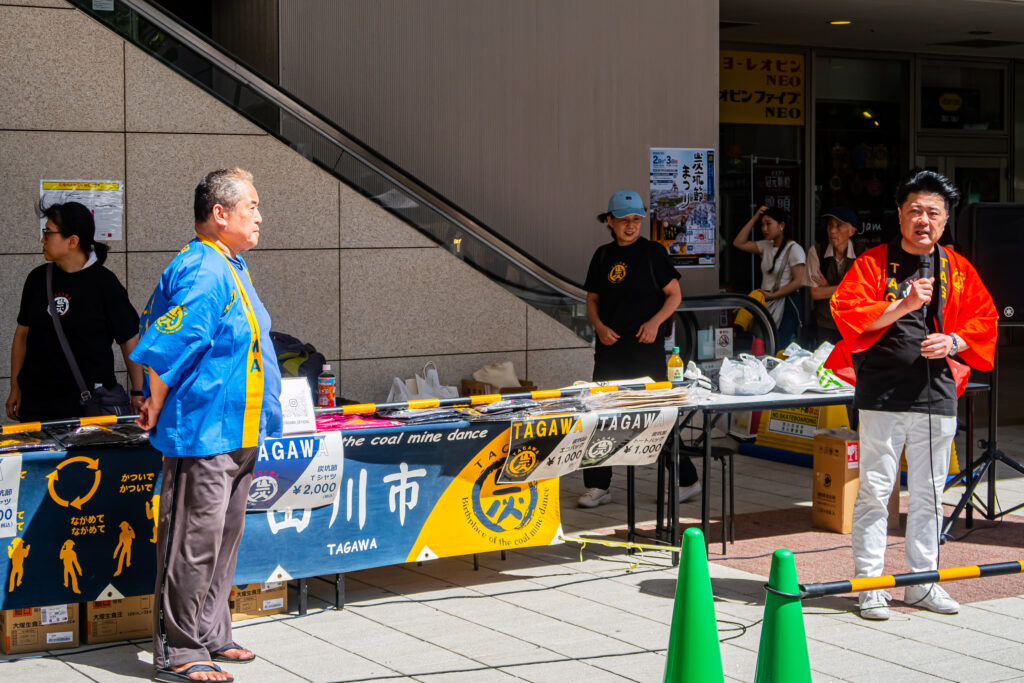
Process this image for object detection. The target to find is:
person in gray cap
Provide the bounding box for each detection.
[578,190,693,508]
[806,206,863,346]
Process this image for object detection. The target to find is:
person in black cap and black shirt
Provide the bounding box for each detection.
[577,190,700,508]
[805,206,864,346]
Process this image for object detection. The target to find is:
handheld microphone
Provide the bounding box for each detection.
[919,254,931,280]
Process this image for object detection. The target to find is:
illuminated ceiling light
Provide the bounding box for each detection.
[861,110,874,118]
[829,19,852,25]
[873,120,880,127]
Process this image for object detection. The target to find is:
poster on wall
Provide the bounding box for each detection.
[40,180,124,241]
[649,148,717,268]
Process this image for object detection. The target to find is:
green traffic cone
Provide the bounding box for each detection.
[754,548,811,683]
[663,527,723,683]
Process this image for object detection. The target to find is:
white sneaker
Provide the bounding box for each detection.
[577,488,611,508]
[858,590,892,620]
[678,481,702,503]
[904,583,959,614]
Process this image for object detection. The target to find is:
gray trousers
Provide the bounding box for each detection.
[152,447,257,669]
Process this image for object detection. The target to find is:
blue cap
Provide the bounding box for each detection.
[607,190,647,218]
[823,206,858,228]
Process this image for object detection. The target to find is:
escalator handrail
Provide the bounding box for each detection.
[103,0,587,302]
[675,293,778,356]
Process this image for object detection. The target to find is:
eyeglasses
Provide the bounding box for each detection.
[40,229,62,240]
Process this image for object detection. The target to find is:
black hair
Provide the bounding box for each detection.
[38,200,108,265]
[895,169,960,213]
[762,207,792,272]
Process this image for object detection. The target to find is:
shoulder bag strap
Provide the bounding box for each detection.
[46,263,91,404]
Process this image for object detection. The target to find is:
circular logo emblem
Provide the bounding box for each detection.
[823,473,832,488]
[248,475,279,503]
[471,460,538,533]
[155,305,186,333]
[607,262,627,283]
[939,92,963,112]
[53,295,71,317]
[587,437,615,459]
[1004,306,1015,319]
[506,447,538,476]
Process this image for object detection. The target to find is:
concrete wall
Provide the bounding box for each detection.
[0,1,592,421]
[278,0,721,292]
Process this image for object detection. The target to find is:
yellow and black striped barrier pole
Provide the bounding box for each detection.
[2,379,694,434]
[1,413,138,436]
[800,560,1024,599]
[314,379,693,417]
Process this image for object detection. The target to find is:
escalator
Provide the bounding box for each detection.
[68,0,776,356]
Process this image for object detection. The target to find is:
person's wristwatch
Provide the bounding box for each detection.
[948,334,959,356]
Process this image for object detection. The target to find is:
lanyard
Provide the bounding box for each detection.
[198,238,265,447]
[882,241,949,332]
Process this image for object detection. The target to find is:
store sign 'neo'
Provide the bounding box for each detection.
[720,50,805,126]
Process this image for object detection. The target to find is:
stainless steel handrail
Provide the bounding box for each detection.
[110,0,587,302]
[76,1,780,357]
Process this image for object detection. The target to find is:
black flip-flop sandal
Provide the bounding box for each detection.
[154,662,234,682]
[211,641,256,664]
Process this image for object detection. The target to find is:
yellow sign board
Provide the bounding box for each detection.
[720,50,805,125]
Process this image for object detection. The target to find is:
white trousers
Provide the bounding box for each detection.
[852,409,957,578]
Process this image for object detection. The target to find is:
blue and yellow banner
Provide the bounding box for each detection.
[234,422,561,584]
[1,422,561,608]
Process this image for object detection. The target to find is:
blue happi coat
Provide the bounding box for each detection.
[132,238,282,456]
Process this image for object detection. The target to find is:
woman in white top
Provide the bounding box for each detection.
[732,205,806,348]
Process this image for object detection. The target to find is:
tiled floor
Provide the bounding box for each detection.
[5,426,1024,682]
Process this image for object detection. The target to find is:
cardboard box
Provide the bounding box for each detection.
[460,379,536,396]
[728,410,762,440]
[229,582,287,621]
[812,429,860,533]
[83,595,153,644]
[812,429,903,534]
[1,604,78,654]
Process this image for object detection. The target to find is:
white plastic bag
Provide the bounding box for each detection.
[683,361,713,398]
[386,362,459,402]
[770,342,851,394]
[719,354,776,395]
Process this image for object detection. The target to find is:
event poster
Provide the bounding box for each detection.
[649,148,717,268]
[40,180,124,241]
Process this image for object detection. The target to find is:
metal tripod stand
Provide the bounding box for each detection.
[942,345,1024,538]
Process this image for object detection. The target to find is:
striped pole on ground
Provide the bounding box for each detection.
[800,561,1024,599]
[316,379,693,417]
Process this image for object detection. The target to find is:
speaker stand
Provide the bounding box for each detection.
[942,344,1024,539]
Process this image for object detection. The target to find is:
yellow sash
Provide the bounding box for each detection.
[198,238,264,447]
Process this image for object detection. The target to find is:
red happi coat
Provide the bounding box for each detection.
[824,244,998,397]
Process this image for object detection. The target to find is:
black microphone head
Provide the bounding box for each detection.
[919,254,931,279]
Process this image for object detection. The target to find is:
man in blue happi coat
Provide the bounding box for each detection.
[133,168,282,683]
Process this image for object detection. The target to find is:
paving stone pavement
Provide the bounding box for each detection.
[5,425,1024,682]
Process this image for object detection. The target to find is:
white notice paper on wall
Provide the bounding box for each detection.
[279,377,317,435]
[40,180,124,241]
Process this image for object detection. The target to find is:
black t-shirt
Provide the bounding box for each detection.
[17,262,140,403]
[584,237,680,342]
[853,246,956,416]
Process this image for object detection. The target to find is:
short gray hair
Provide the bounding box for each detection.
[193,168,254,222]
